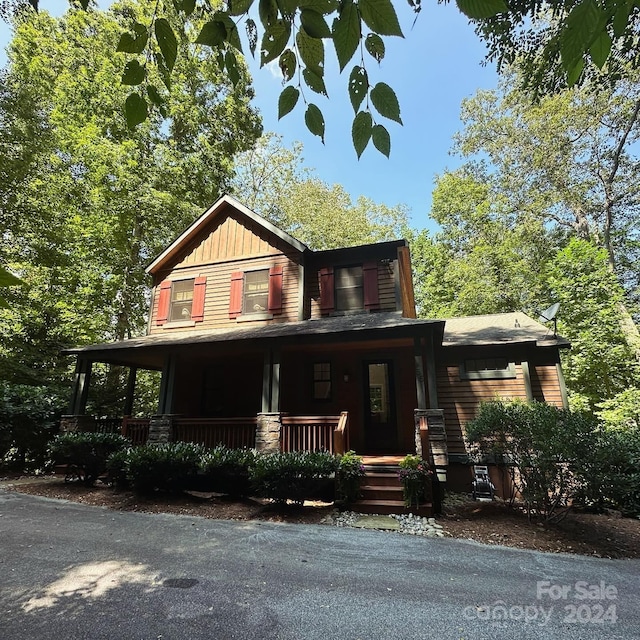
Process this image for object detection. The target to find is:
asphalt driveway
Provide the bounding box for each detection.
[1,490,638,639]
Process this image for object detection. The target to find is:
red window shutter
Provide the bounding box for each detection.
[363,261,380,310]
[229,271,244,319]
[191,276,207,322]
[319,266,335,314]
[268,266,283,314]
[156,280,172,326]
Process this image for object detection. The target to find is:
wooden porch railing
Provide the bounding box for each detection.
[173,417,257,449]
[94,417,125,434]
[122,417,150,446]
[280,412,349,454]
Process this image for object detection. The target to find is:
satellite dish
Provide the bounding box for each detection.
[537,302,560,337]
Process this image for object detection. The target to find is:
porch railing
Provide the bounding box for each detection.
[280,412,348,455]
[173,417,257,449]
[94,417,125,434]
[122,417,150,446]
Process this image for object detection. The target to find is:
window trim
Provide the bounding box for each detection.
[156,274,206,327]
[459,359,516,380]
[312,361,332,401]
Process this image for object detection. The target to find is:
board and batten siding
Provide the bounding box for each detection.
[436,361,565,456]
[148,211,303,332]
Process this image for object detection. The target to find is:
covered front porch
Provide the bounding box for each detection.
[62,314,449,480]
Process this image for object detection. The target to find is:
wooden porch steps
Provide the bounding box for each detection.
[350,464,432,517]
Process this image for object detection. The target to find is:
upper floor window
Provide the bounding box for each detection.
[170,279,194,321]
[460,358,516,380]
[335,266,364,311]
[156,276,207,326]
[320,262,379,315]
[243,269,269,314]
[229,266,283,320]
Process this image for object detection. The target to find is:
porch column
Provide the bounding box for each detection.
[256,412,282,454]
[157,355,176,414]
[413,338,427,410]
[521,361,534,401]
[415,408,448,484]
[68,357,92,415]
[556,362,569,409]
[123,367,138,416]
[261,348,281,413]
[424,333,439,409]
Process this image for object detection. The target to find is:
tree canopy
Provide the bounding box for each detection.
[3,0,640,157]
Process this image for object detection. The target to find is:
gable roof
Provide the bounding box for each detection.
[442,312,570,348]
[146,194,309,276]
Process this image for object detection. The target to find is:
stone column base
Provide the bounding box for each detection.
[256,413,282,454]
[148,415,177,445]
[60,415,96,433]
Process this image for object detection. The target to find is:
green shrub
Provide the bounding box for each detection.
[48,432,130,486]
[250,451,338,504]
[336,450,365,503]
[199,445,255,497]
[105,448,132,489]
[466,400,598,521]
[125,442,206,494]
[575,425,640,516]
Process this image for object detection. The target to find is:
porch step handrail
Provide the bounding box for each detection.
[334,411,349,455]
[280,414,347,454]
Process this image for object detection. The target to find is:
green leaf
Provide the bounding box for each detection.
[305,103,325,142]
[156,52,172,90]
[589,29,612,68]
[146,84,164,105]
[298,0,340,14]
[348,65,368,112]
[277,0,299,19]
[229,0,254,16]
[372,123,390,157]
[0,266,22,288]
[301,9,332,38]
[332,0,360,71]
[303,67,328,95]
[261,20,292,65]
[225,50,241,85]
[278,85,300,118]
[296,28,325,76]
[279,49,297,82]
[155,18,178,72]
[196,21,227,47]
[259,0,279,27]
[117,23,148,54]
[370,82,402,124]
[181,0,196,16]
[365,33,385,62]
[125,92,148,129]
[560,0,602,73]
[214,13,244,53]
[455,0,507,19]
[352,110,372,158]
[566,58,584,86]
[613,1,633,37]
[358,0,403,37]
[247,19,258,56]
[121,59,146,86]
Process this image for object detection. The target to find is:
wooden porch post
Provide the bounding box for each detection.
[157,355,176,414]
[261,348,281,413]
[69,357,92,415]
[556,361,570,409]
[521,361,534,401]
[414,338,428,411]
[424,332,439,409]
[123,366,138,416]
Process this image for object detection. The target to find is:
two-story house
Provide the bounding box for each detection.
[62,195,569,499]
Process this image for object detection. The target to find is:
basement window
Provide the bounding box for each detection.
[460,358,516,380]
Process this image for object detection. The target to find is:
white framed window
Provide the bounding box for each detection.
[460,358,516,380]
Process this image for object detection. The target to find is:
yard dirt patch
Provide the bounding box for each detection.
[4,476,639,559]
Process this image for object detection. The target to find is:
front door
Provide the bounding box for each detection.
[363,361,398,452]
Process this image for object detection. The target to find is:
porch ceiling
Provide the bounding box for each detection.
[62,313,446,369]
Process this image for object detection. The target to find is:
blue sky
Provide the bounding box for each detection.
[0,1,499,230]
